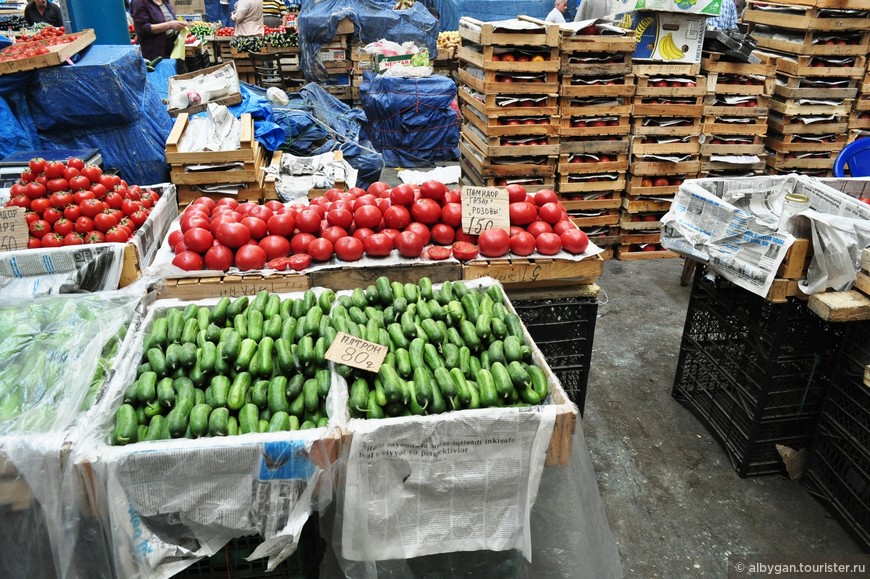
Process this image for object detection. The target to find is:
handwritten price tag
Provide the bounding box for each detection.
[325,332,388,373]
[0,207,28,253]
[461,186,510,235]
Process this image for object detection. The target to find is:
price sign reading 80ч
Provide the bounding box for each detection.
[461,186,510,235]
[325,332,389,373]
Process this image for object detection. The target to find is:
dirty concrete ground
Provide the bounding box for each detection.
[586,258,862,577]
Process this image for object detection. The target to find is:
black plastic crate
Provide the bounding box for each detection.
[804,419,870,551]
[513,297,598,414]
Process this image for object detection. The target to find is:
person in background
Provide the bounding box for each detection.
[232,0,264,36]
[545,0,568,24]
[574,0,612,22]
[262,0,286,28]
[24,0,63,27]
[708,0,739,30]
[130,0,186,60]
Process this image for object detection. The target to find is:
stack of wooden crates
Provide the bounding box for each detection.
[849,55,870,143]
[744,0,869,176]
[317,19,354,101]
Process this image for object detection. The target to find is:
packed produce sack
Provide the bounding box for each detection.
[71,289,347,578]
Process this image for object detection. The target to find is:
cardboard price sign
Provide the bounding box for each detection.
[461,186,510,235]
[325,332,388,373]
[0,207,28,253]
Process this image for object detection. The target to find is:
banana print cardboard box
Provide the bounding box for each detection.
[616,11,707,64]
[613,0,722,16]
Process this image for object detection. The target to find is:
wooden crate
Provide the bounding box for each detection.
[463,256,603,286]
[631,116,702,136]
[615,244,680,260]
[176,183,263,208]
[0,29,95,76]
[620,230,666,246]
[743,1,870,31]
[704,71,774,97]
[569,208,620,227]
[774,72,859,100]
[558,96,633,117]
[579,225,621,248]
[752,26,870,56]
[621,196,673,214]
[559,153,628,175]
[459,16,560,47]
[167,61,243,117]
[461,124,560,157]
[459,158,555,188]
[166,113,257,165]
[849,110,870,129]
[768,51,867,78]
[700,134,766,156]
[631,62,701,76]
[559,75,636,98]
[701,51,776,77]
[560,190,622,211]
[703,94,770,117]
[560,52,632,76]
[559,31,636,54]
[158,273,310,299]
[766,149,838,170]
[631,136,701,158]
[556,172,626,194]
[702,116,769,136]
[170,141,264,185]
[459,85,559,116]
[635,75,707,98]
[559,135,630,155]
[853,93,870,112]
[625,173,692,197]
[767,111,849,134]
[458,43,560,72]
[459,65,559,95]
[460,138,557,177]
[461,104,559,136]
[769,95,853,116]
[632,97,704,118]
[765,131,846,151]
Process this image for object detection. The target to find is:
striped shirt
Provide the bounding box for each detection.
[708,0,739,31]
[262,0,286,18]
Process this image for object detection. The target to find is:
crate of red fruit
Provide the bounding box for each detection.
[0,158,177,294]
[0,27,95,76]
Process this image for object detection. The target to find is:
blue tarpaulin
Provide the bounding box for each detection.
[427,0,558,32]
[359,73,459,168]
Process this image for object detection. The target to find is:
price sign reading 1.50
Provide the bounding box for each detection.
[461,186,510,235]
[324,332,389,373]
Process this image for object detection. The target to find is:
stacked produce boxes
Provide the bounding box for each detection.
[848,59,870,143]
[557,25,636,260]
[457,17,561,189]
[310,18,353,101]
[622,60,704,260]
[744,0,869,176]
[699,51,773,178]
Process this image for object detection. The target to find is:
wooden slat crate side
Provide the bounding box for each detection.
[743,2,870,31]
[629,159,701,175]
[556,175,626,194]
[157,274,310,299]
[701,51,776,76]
[615,245,680,260]
[558,78,637,98]
[559,138,630,155]
[631,62,701,76]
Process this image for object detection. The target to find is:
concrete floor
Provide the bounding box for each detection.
[586,258,862,577]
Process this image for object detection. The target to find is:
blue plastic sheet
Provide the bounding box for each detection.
[38,83,172,185]
[28,45,148,132]
[0,97,37,159]
[145,59,181,104]
[205,0,233,27]
[430,0,555,31]
[298,0,437,81]
[359,73,459,168]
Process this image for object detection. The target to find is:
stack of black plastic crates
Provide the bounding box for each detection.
[673,267,844,477]
[513,295,598,414]
[804,322,870,550]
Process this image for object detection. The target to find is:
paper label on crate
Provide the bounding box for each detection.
[325,332,388,373]
[461,187,510,234]
[0,207,29,253]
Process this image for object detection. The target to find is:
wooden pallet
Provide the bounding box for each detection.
[558,76,636,98]
[461,124,559,157]
[461,104,559,135]
[559,31,636,54]
[769,95,853,116]
[463,256,604,286]
[631,98,704,118]
[631,136,701,158]
[631,116,702,136]
[559,136,630,155]
[704,71,775,96]
[615,245,681,260]
[558,97,633,118]
[625,173,692,197]
[560,191,623,211]
[629,159,701,176]
[460,138,557,177]
[749,24,870,56]
[621,196,674,213]
[703,94,770,117]
[560,52,633,76]
[700,135,766,156]
[559,116,631,137]
[459,85,559,116]
[459,16,560,48]
[459,66,558,94]
[459,158,555,189]
[743,1,870,31]
[569,208,620,227]
[631,62,701,76]
[556,173,626,194]
[458,44,560,72]
[767,111,849,134]
[702,116,770,136]
[765,50,867,78]
[766,149,838,170]
[701,51,777,77]
[559,153,629,175]
[0,28,95,76]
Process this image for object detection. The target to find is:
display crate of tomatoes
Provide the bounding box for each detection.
[558,95,632,120]
[769,94,853,117]
[558,23,636,56]
[773,73,858,102]
[461,103,559,137]
[458,42,560,73]
[559,114,630,138]
[702,93,769,117]
[768,51,867,79]
[627,158,701,177]
[577,224,620,253]
[702,115,769,137]
[559,51,632,77]
[625,173,689,198]
[0,27,95,76]
[631,116,702,136]
[558,152,628,176]
[459,64,559,95]
[567,208,620,229]
[560,135,630,159]
[460,139,557,178]
[848,110,870,131]
[699,134,765,157]
[459,86,559,117]
[460,124,559,158]
[698,159,768,176]
[632,96,704,118]
[630,135,701,159]
[766,148,839,171]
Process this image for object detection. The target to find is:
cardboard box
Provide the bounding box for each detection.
[372,50,430,73]
[173,0,205,15]
[612,0,721,17]
[617,11,706,64]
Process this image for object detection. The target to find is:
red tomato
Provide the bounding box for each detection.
[8,194,30,209]
[479,229,510,257]
[204,244,234,270]
[526,221,553,238]
[98,175,115,190]
[27,238,42,249]
[216,197,239,209]
[44,161,65,179]
[553,220,575,235]
[24,211,38,225]
[510,232,536,256]
[560,229,590,254]
[105,227,130,243]
[368,181,391,197]
[396,231,424,258]
[419,180,447,204]
[534,189,558,206]
[347,186,366,198]
[383,205,411,230]
[405,222,431,245]
[193,197,217,212]
[440,203,462,227]
[248,205,273,222]
[241,216,268,240]
[259,235,291,260]
[53,218,73,236]
[452,241,479,261]
[389,183,415,206]
[353,195,377,211]
[509,202,537,226]
[290,233,316,254]
[215,222,251,248]
[411,199,441,224]
[25,182,46,199]
[130,209,150,227]
[538,202,563,225]
[307,238,334,262]
[28,157,45,174]
[67,157,85,171]
[79,198,104,217]
[122,199,142,216]
[88,183,107,199]
[267,257,291,271]
[168,230,183,248]
[444,189,460,204]
[94,212,117,233]
[9,183,27,198]
[335,236,364,261]
[183,227,214,253]
[375,198,392,214]
[364,233,393,257]
[46,178,68,193]
[321,226,348,246]
[63,167,80,181]
[430,223,455,245]
[326,208,353,229]
[31,198,53,215]
[173,251,204,271]
[267,212,296,236]
[506,184,527,203]
[85,230,106,245]
[427,246,451,260]
[41,233,65,247]
[28,219,51,239]
[295,209,322,234]
[81,165,102,183]
[69,175,90,191]
[380,228,401,244]
[43,206,62,224]
[289,253,312,271]
[74,216,94,234]
[235,244,267,270]
[354,205,383,229]
[536,232,562,255]
[352,227,375,242]
[63,232,85,246]
[308,204,327,219]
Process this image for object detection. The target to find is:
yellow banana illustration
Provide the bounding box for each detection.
[659,33,685,61]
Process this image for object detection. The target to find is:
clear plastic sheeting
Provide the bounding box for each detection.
[298,0,438,81]
[27,46,149,132]
[0,285,147,579]
[359,73,459,168]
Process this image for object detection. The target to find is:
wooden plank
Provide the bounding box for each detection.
[808,290,870,322]
[852,270,870,296]
[701,51,776,76]
[312,262,461,290]
[631,63,700,76]
[615,246,680,260]
[463,257,603,285]
[776,238,813,279]
[0,29,96,76]
[157,274,310,299]
[743,1,870,31]
[766,278,804,303]
[503,282,600,301]
[559,138,630,155]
